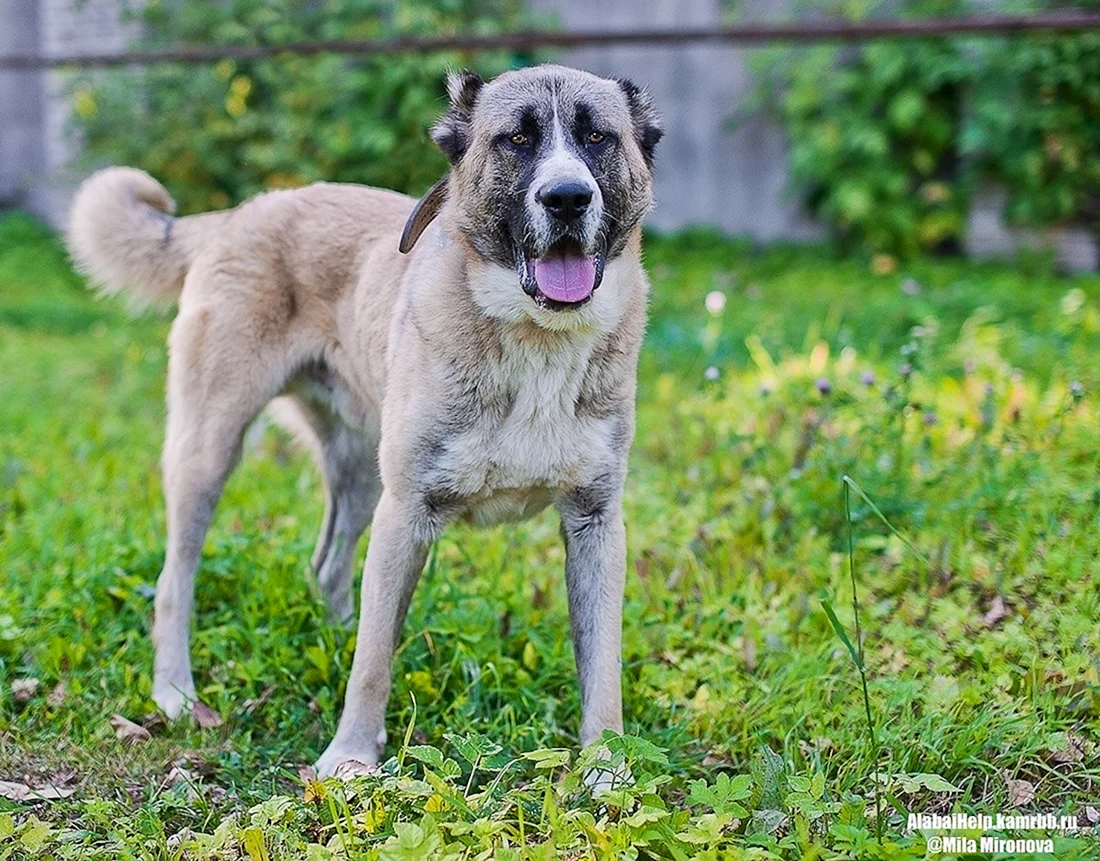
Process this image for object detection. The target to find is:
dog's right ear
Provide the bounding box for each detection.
[430,70,484,163]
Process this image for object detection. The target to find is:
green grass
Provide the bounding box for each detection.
[1,211,1098,858]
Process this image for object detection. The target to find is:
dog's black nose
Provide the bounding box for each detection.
[537,181,593,222]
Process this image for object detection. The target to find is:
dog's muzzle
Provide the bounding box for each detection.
[514,179,606,311]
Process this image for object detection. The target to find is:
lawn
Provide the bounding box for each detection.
[1,211,1098,859]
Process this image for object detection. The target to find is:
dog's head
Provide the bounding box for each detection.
[404,64,662,322]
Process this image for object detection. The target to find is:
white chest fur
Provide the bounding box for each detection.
[435,327,615,526]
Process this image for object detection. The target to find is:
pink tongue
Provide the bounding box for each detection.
[532,250,596,303]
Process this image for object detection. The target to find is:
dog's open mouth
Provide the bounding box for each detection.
[519,239,605,310]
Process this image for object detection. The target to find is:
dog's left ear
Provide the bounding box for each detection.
[403,71,484,253]
[617,79,664,167]
[430,70,485,163]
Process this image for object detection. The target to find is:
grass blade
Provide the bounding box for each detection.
[819,476,886,843]
[821,600,860,668]
[842,474,931,567]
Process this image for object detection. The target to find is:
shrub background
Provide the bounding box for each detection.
[72,0,1100,258]
[747,0,1100,258]
[72,0,534,213]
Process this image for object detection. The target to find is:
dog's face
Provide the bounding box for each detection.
[423,65,662,319]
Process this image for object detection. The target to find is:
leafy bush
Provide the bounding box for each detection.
[752,0,1100,259]
[759,37,969,258]
[71,0,533,213]
[970,28,1100,231]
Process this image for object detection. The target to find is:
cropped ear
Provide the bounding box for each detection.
[430,70,485,163]
[616,78,664,167]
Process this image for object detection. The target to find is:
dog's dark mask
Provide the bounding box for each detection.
[401,67,662,311]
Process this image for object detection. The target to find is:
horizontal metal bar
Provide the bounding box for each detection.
[2,13,1099,71]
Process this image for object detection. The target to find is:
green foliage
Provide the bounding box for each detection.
[969,28,1100,231]
[758,37,969,258]
[3,215,1100,856]
[753,0,1100,258]
[71,0,534,213]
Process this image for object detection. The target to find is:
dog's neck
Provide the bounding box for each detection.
[397,218,646,385]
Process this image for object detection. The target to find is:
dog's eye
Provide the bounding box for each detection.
[586,131,606,146]
[509,133,529,147]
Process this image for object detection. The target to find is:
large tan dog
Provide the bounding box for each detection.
[67,64,662,776]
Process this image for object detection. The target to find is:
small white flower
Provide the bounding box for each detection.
[704,366,720,381]
[704,291,726,315]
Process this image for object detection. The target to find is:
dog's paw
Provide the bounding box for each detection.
[332,759,379,780]
[315,743,381,779]
[584,757,633,797]
[153,682,195,721]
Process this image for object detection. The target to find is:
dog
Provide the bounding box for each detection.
[67,63,662,776]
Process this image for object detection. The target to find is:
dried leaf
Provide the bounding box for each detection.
[192,701,223,729]
[0,780,75,802]
[1085,806,1100,825]
[47,682,66,707]
[166,765,197,785]
[1005,775,1035,807]
[111,714,151,743]
[1050,732,1086,766]
[11,678,40,703]
[241,685,276,715]
[982,596,1010,629]
[297,764,317,783]
[166,766,200,800]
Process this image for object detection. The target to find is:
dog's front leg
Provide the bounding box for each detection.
[558,480,627,748]
[316,491,431,776]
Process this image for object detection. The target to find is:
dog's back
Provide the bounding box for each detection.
[67,168,414,313]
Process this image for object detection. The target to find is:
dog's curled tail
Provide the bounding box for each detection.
[67,167,225,307]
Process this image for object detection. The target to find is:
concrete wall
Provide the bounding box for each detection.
[1,0,129,224]
[0,0,44,210]
[967,186,1099,273]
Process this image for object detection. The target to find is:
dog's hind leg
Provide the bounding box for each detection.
[269,395,381,625]
[312,428,380,624]
[152,306,290,720]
